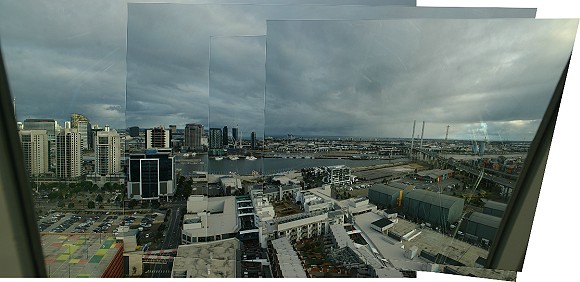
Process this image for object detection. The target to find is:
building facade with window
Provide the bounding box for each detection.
[146,127,170,149]
[95,129,121,175]
[127,150,175,200]
[184,123,203,150]
[56,128,82,179]
[19,130,49,177]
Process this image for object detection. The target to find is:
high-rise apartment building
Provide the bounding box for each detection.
[222,126,229,146]
[19,130,49,177]
[70,113,89,128]
[184,123,203,150]
[146,127,170,149]
[70,113,91,150]
[251,131,257,150]
[95,129,121,175]
[209,128,223,150]
[56,128,82,179]
[24,119,58,171]
[232,127,239,146]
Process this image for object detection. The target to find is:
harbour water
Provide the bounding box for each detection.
[175,155,407,176]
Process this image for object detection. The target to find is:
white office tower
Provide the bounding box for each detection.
[56,128,82,179]
[19,130,49,177]
[95,129,121,175]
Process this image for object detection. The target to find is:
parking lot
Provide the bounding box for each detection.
[37,212,165,237]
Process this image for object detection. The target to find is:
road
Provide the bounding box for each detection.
[162,202,185,250]
[150,200,185,278]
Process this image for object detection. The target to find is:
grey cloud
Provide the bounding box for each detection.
[125,4,536,130]
[264,19,576,140]
[2,0,537,130]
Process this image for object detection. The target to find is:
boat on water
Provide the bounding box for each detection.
[228,155,240,160]
[246,156,257,161]
[214,156,223,161]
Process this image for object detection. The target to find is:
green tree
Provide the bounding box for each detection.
[151,200,161,209]
[129,199,138,209]
[68,202,75,209]
[87,201,96,209]
[96,194,104,203]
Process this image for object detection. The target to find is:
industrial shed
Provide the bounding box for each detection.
[402,189,464,228]
[415,169,453,182]
[368,183,411,209]
[369,184,401,209]
[460,212,501,246]
[482,200,507,218]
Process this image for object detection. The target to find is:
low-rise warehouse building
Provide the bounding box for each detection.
[402,189,464,228]
[460,212,501,247]
[482,200,507,218]
[415,169,453,182]
[368,183,410,209]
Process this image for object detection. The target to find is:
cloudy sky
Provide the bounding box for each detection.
[0,0,538,135]
[0,0,415,129]
[265,19,576,140]
[125,3,536,138]
[209,36,266,138]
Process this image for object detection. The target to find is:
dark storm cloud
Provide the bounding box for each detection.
[1,0,535,130]
[1,0,411,129]
[0,0,128,127]
[265,19,577,140]
[125,4,536,130]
